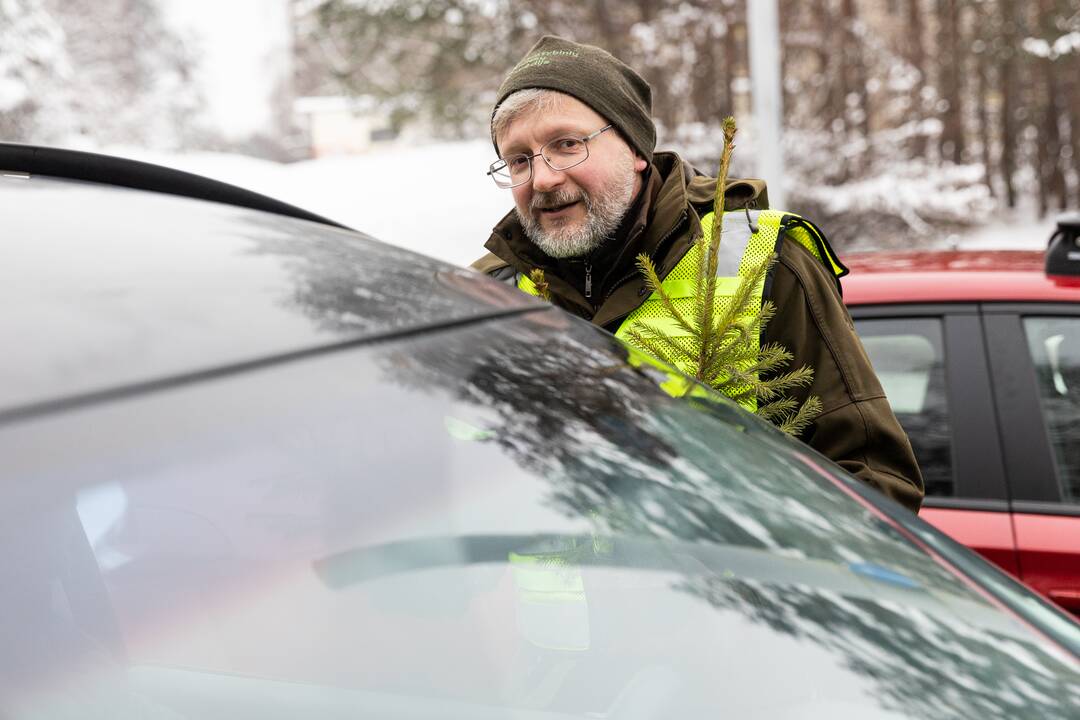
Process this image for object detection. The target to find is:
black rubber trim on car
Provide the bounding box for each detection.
[944,313,1011,502]
[924,496,1080,518]
[921,497,1010,513]
[0,306,548,427]
[1011,500,1080,518]
[981,302,1080,316]
[981,312,1062,504]
[0,143,351,230]
[847,303,980,317]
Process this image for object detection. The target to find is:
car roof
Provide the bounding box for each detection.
[0,143,350,229]
[0,161,536,420]
[842,250,1080,305]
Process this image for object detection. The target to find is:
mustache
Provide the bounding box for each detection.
[530,189,586,212]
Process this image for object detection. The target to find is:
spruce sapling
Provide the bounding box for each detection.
[625,117,822,436]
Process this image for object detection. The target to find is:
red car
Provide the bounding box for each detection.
[844,216,1080,617]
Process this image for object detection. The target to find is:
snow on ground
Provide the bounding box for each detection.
[948,199,1059,251]
[97,140,1061,267]
[101,140,512,267]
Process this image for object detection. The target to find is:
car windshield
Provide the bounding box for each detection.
[3,302,1079,719]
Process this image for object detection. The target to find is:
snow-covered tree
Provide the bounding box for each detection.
[293,0,1077,244]
[0,0,73,142]
[0,0,203,148]
[293,0,523,138]
[292,0,742,139]
[42,0,202,149]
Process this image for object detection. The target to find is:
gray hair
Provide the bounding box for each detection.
[491,88,566,152]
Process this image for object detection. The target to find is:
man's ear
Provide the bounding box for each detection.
[634,156,648,172]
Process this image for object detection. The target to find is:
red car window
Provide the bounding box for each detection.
[1023,316,1080,503]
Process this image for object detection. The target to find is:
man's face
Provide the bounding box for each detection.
[496,94,647,259]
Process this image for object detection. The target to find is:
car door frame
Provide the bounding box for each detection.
[982,302,1080,615]
[982,302,1079,510]
[850,302,1011,507]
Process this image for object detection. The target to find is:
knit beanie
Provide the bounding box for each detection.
[492,36,656,162]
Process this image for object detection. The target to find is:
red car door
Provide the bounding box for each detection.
[1012,513,1080,613]
[985,309,1080,617]
[919,507,1020,575]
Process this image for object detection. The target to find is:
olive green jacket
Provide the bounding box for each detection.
[472,152,925,513]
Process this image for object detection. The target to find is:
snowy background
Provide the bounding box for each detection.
[3,0,1076,264]
[107,140,1058,267]
[118,140,511,266]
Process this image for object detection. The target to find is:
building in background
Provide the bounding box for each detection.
[293,96,401,157]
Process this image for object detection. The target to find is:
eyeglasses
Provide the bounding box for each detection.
[487,125,614,189]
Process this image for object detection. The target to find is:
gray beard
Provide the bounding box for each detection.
[516,161,637,259]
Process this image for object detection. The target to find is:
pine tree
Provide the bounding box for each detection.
[625,117,822,437]
[0,0,72,142]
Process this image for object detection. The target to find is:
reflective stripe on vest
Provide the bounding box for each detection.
[516,209,847,407]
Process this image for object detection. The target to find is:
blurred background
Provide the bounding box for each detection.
[2,0,1078,264]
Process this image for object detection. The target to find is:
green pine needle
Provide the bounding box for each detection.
[756,397,799,422]
[625,323,697,365]
[777,395,823,437]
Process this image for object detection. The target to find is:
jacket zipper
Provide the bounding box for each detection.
[584,263,593,298]
[602,210,689,303]
[602,269,642,302]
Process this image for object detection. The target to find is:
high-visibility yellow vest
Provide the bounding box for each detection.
[517,209,847,409]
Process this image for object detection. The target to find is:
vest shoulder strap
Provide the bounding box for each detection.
[778,214,849,281]
[696,209,848,296]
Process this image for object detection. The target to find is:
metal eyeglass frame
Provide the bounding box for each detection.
[487,124,614,189]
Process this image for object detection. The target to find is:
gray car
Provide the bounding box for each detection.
[2,145,1079,719]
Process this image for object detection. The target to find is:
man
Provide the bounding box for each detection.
[472,36,924,513]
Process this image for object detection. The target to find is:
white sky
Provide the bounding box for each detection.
[158,0,289,138]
